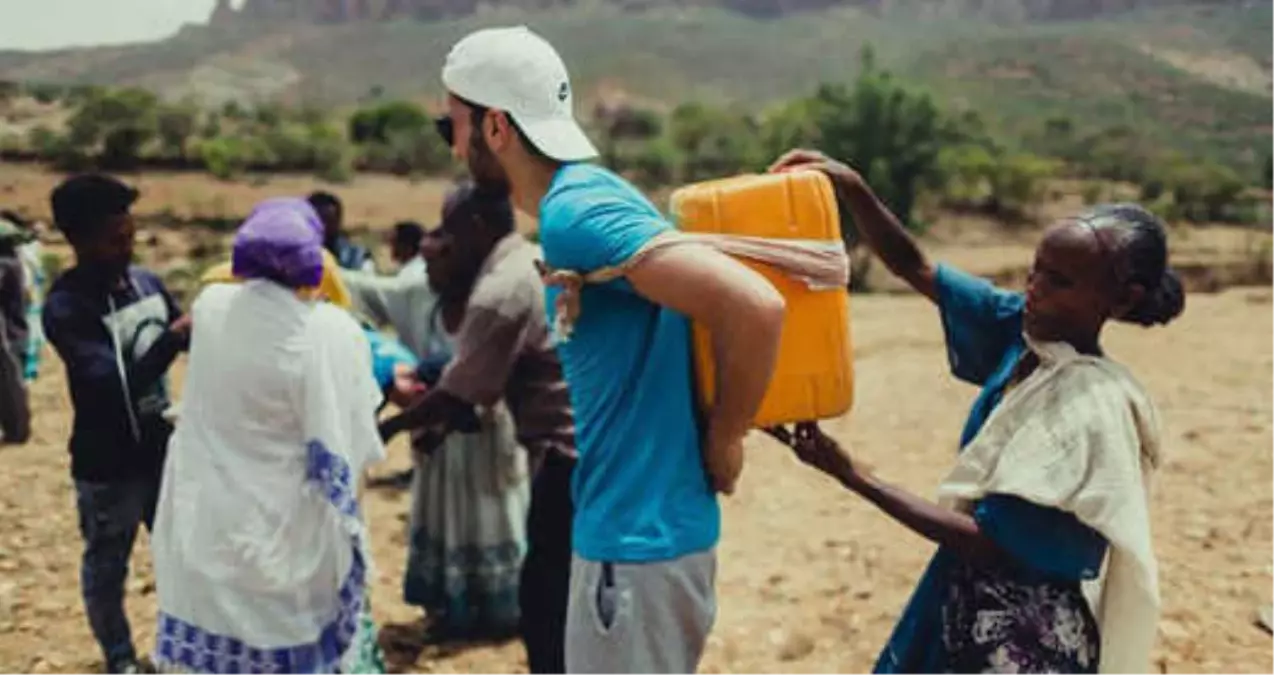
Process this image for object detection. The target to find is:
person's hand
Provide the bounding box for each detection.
[767,422,855,482]
[767,149,865,192]
[378,416,405,443]
[388,364,426,409]
[416,428,446,457]
[704,430,745,496]
[170,314,193,337]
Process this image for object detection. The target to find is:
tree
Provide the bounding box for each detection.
[1074,125,1155,184]
[612,138,680,190]
[27,125,90,170]
[795,47,946,232]
[985,154,1054,220]
[253,103,285,129]
[597,105,663,144]
[1167,162,1246,223]
[157,102,199,159]
[936,143,997,206]
[201,112,224,140]
[348,100,429,145]
[347,99,448,176]
[197,136,261,181]
[65,87,160,169]
[221,100,246,121]
[667,102,761,182]
[306,123,353,183]
[25,82,62,105]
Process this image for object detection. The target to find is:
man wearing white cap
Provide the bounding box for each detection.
[440,26,786,673]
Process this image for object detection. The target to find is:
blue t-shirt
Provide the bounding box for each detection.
[539,163,719,563]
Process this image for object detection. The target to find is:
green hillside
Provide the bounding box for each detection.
[0,2,1269,175]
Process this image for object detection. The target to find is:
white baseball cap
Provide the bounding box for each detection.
[442,26,599,163]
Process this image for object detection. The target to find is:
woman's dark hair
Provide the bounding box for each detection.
[441,180,515,236]
[1085,203,1185,327]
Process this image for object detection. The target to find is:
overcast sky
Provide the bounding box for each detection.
[0,0,232,51]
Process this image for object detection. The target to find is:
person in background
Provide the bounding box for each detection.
[437,26,787,673]
[345,186,532,641]
[0,209,45,382]
[0,214,32,444]
[388,220,426,277]
[150,197,386,674]
[308,191,374,273]
[379,181,576,672]
[340,220,432,491]
[43,174,191,674]
[768,149,1177,674]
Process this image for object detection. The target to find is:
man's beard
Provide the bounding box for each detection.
[466,131,511,196]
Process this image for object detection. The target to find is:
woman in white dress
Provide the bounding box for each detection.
[150,198,386,673]
[341,186,529,639]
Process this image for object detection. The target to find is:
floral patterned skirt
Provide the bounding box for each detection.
[941,562,1101,674]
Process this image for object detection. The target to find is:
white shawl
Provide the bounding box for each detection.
[151,281,385,673]
[937,338,1162,674]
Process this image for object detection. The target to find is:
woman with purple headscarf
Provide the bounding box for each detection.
[149,199,387,673]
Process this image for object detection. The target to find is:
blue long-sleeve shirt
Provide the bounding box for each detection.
[43,265,187,482]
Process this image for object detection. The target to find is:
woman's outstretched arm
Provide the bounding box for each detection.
[770,149,937,302]
[773,424,1004,565]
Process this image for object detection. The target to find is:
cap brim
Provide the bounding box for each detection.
[515,116,599,162]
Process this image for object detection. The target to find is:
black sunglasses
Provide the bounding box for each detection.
[434,115,454,147]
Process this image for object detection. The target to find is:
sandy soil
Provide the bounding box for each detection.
[0,286,1269,673]
[0,166,1270,673]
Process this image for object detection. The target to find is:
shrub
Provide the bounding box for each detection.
[196,137,260,180]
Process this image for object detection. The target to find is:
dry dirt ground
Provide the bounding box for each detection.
[0,167,1270,673]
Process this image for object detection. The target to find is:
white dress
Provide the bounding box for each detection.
[150,281,386,673]
[402,308,529,633]
[341,265,530,633]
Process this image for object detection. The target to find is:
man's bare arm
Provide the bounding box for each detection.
[627,243,786,494]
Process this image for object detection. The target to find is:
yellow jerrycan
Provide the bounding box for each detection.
[668,170,854,427]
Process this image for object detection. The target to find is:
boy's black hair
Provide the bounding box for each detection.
[392,221,426,249]
[307,191,343,214]
[49,174,139,244]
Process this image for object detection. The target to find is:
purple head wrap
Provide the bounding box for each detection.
[231,198,324,289]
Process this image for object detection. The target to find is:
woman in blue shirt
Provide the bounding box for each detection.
[767,149,1183,673]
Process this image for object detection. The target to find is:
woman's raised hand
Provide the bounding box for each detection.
[767,149,864,190]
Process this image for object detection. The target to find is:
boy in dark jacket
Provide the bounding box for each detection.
[43,174,190,674]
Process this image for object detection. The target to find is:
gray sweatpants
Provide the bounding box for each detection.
[565,549,716,674]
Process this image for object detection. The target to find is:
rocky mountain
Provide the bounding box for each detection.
[208,0,1239,23]
[1,0,1266,178]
